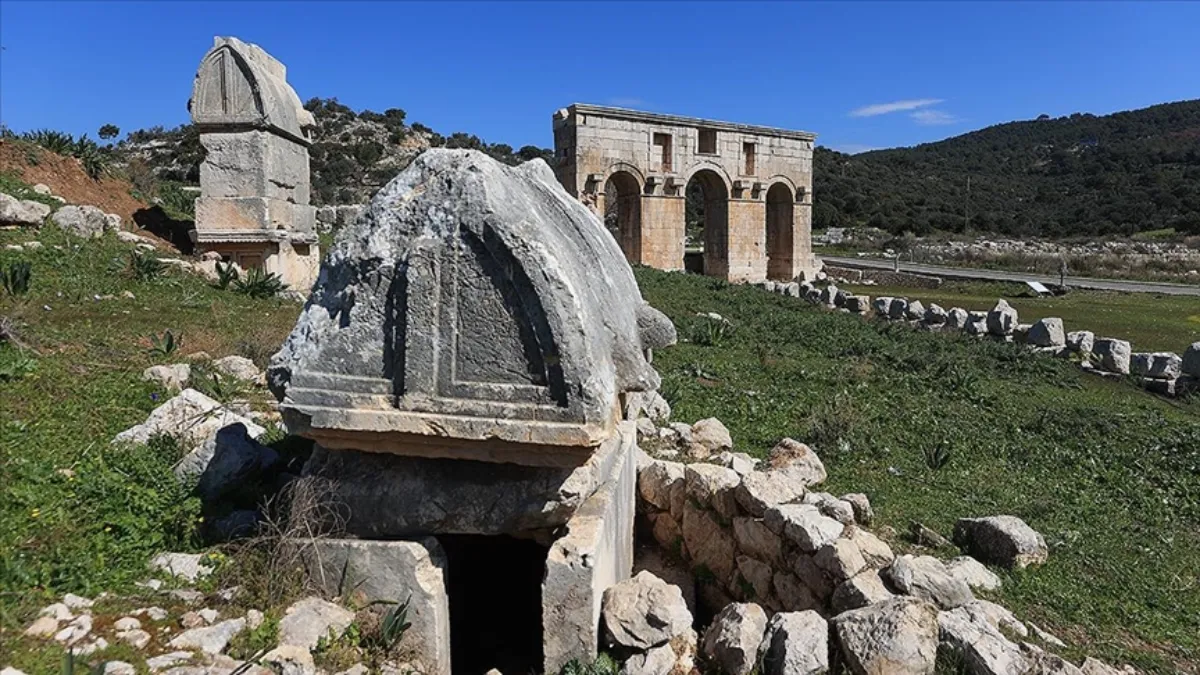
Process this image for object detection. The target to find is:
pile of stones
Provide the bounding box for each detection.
[764,279,1200,398]
[630,430,1139,675]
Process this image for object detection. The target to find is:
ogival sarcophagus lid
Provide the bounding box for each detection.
[269,149,675,467]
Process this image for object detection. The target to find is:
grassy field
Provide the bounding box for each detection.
[0,224,299,667]
[2,216,1199,672]
[839,279,1200,353]
[637,268,1200,673]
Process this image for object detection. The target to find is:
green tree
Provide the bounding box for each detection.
[98,124,120,140]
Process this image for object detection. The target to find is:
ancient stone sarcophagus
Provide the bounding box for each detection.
[269,149,675,674]
[189,37,320,290]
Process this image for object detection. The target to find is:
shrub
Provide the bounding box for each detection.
[148,329,182,357]
[2,261,31,296]
[214,261,240,290]
[126,250,165,281]
[232,268,285,299]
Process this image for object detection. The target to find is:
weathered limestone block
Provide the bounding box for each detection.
[986,299,1019,336]
[1067,330,1095,355]
[1183,342,1200,377]
[601,570,692,651]
[953,515,1048,569]
[758,611,829,675]
[905,300,925,321]
[732,517,784,566]
[1028,318,1066,347]
[639,459,686,513]
[701,603,768,675]
[872,297,892,316]
[831,570,893,613]
[300,538,450,675]
[113,388,264,452]
[884,555,974,609]
[543,428,637,673]
[681,502,737,584]
[833,597,939,675]
[946,556,1002,592]
[1130,352,1182,379]
[1094,338,1131,374]
[924,304,948,325]
[735,470,803,517]
[735,555,775,604]
[0,193,51,226]
[946,307,969,330]
[887,298,908,320]
[51,205,110,239]
[766,438,827,487]
[684,463,741,521]
[271,150,667,461]
[938,605,1031,675]
[764,504,843,553]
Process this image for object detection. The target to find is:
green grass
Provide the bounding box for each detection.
[842,279,1200,353]
[0,225,299,664]
[637,267,1200,673]
[0,170,60,211]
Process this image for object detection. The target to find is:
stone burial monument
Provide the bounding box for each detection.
[189,36,321,290]
[268,149,677,674]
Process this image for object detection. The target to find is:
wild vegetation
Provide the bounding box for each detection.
[636,267,1200,673]
[814,99,1200,238]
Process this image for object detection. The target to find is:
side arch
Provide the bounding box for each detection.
[602,169,643,264]
[765,182,795,280]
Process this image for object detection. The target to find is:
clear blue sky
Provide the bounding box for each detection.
[1,1,1197,153]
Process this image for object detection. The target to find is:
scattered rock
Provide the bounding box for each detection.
[841,493,873,525]
[176,422,279,503]
[63,593,94,610]
[262,644,317,675]
[0,192,52,226]
[888,297,909,320]
[1067,331,1095,355]
[987,299,1019,335]
[143,363,191,392]
[766,438,827,488]
[813,538,867,583]
[114,616,142,631]
[277,597,355,650]
[924,304,948,325]
[50,205,109,238]
[137,606,170,621]
[113,388,265,452]
[712,451,758,476]
[701,603,768,675]
[198,608,220,624]
[909,521,950,548]
[691,418,733,455]
[117,628,152,649]
[953,515,1048,569]
[213,355,263,383]
[1130,352,1182,379]
[40,602,74,621]
[145,651,195,671]
[884,554,974,609]
[24,615,59,638]
[53,614,92,645]
[167,617,246,654]
[246,609,264,630]
[1028,318,1066,347]
[168,589,206,605]
[1094,338,1132,375]
[1080,657,1125,675]
[938,604,1031,675]
[602,570,693,650]
[946,556,1003,592]
[1183,342,1200,377]
[957,599,1028,638]
[684,463,741,520]
[833,596,939,675]
[946,307,969,330]
[103,663,136,675]
[757,610,828,675]
[639,458,686,513]
[151,552,214,582]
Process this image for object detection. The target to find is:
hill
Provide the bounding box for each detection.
[813,99,1200,238]
[116,98,554,207]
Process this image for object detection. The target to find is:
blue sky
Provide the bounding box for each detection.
[1,1,1197,154]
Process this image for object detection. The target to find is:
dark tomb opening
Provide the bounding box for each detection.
[439,534,547,675]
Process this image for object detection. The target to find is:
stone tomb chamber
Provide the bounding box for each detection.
[189,36,321,291]
[268,149,677,674]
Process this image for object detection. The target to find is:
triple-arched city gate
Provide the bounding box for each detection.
[552,104,821,282]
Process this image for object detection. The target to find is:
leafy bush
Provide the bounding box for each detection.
[21,129,110,179]
[126,250,165,281]
[148,329,181,357]
[214,261,240,290]
[232,268,285,299]
[2,261,31,296]
[22,129,75,155]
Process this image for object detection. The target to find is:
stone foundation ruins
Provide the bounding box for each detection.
[553,104,821,283]
[269,149,677,674]
[189,37,321,290]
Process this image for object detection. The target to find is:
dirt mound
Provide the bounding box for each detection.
[0,140,149,224]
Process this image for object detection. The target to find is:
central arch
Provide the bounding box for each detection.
[603,170,642,264]
[766,182,794,280]
[684,168,730,277]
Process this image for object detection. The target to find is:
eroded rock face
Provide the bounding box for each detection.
[1094,338,1132,374]
[953,516,1048,569]
[50,205,110,239]
[758,611,828,675]
[833,597,939,675]
[601,571,692,651]
[987,299,1019,336]
[701,603,768,675]
[766,439,827,488]
[938,605,1030,675]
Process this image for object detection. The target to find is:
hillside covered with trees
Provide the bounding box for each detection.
[813,99,1200,237]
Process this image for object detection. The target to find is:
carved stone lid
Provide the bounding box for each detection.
[269,149,675,463]
[189,36,315,144]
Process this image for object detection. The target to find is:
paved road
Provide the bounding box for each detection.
[821,256,1200,297]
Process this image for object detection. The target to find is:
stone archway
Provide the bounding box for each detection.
[766,182,794,280]
[684,169,730,278]
[603,170,642,264]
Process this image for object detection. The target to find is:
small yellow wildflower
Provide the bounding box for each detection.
[30,508,40,518]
